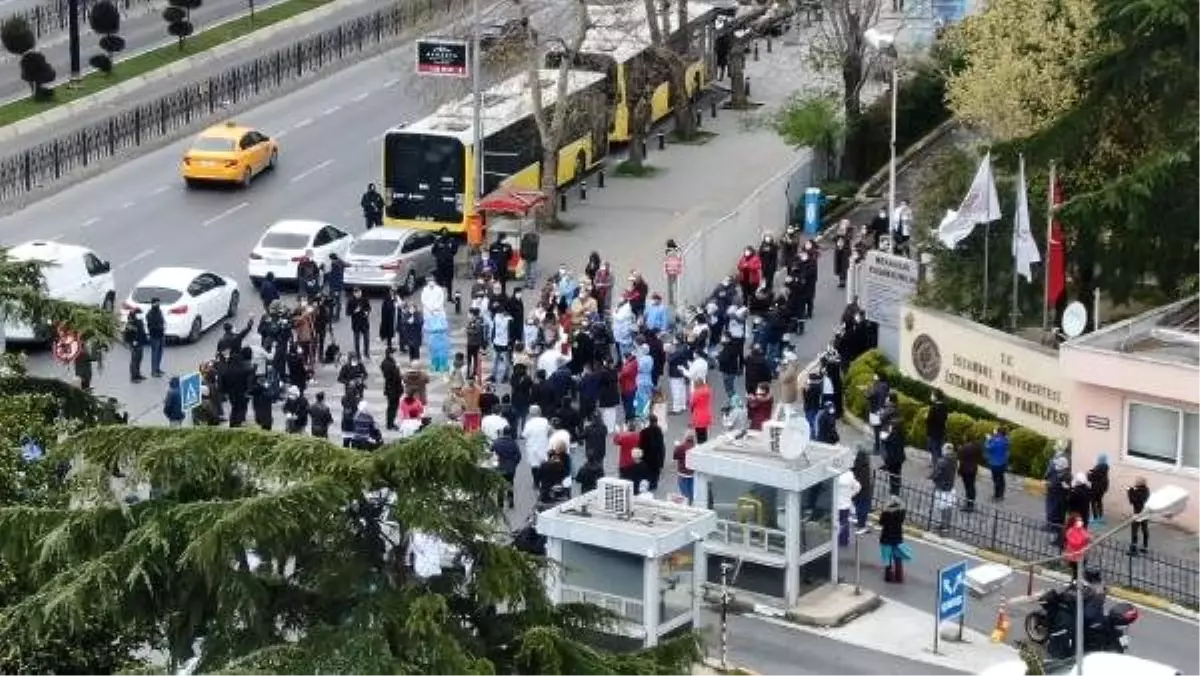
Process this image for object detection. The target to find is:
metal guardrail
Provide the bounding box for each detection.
[561,585,644,623]
[3,0,152,41]
[0,0,466,203]
[870,468,1200,608]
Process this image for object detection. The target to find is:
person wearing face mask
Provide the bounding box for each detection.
[780,225,801,270]
[833,220,852,288]
[758,234,780,290]
[797,242,819,319]
[870,207,890,249]
[736,246,763,302]
[593,261,613,311]
[881,418,906,495]
[892,199,914,255]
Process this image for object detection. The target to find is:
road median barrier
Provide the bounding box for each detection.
[0,0,344,134]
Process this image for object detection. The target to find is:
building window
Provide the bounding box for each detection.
[1126,401,1200,470]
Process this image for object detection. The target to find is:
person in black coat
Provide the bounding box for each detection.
[492,427,521,508]
[379,289,398,350]
[881,419,906,496]
[570,327,595,375]
[346,288,372,359]
[926,389,949,465]
[397,302,423,361]
[582,411,608,461]
[509,363,533,429]
[578,363,603,421]
[250,377,274,431]
[743,344,772,396]
[380,349,403,430]
[1065,473,1092,527]
[638,414,667,490]
[1086,454,1110,523]
[833,223,852,288]
[758,234,780,289]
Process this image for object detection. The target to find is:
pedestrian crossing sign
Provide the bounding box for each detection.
[180,371,202,411]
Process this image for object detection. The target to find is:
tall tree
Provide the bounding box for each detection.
[1007,0,1199,306]
[809,0,882,178]
[516,0,594,226]
[641,0,699,140]
[0,426,699,674]
[943,0,1099,142]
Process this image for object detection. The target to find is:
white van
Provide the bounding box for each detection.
[2,241,116,343]
[979,653,1181,676]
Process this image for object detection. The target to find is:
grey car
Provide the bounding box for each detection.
[342,228,438,294]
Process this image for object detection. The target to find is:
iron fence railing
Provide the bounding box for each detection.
[0,0,465,203]
[3,0,153,41]
[869,468,1199,608]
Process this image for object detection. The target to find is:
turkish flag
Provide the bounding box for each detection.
[1047,177,1067,311]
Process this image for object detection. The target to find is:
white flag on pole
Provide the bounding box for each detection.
[936,152,1003,248]
[1011,154,1040,281]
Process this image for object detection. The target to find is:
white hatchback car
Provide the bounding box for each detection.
[122,267,240,343]
[2,240,116,343]
[247,219,354,285]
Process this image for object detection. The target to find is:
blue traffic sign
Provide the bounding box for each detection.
[937,560,968,623]
[179,371,203,411]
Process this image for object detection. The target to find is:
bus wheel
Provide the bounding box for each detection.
[575,151,587,181]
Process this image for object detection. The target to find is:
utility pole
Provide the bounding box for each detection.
[471,0,484,210]
[68,0,82,80]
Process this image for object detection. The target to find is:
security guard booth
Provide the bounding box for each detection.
[536,478,717,648]
[688,422,854,608]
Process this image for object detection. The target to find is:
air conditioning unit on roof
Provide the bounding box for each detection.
[598,477,634,516]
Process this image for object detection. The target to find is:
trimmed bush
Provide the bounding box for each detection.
[841,349,1053,478]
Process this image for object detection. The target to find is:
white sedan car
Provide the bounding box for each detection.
[122,267,241,343]
[247,219,354,286]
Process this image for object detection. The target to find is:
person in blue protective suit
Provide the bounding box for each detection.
[425,309,451,373]
[634,342,654,420]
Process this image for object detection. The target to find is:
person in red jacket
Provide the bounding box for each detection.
[674,431,696,504]
[690,379,713,443]
[398,392,425,421]
[747,382,774,430]
[614,421,642,482]
[736,246,763,302]
[1063,514,1091,580]
[618,353,639,421]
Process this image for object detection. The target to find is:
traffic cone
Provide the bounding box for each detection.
[991,596,1011,643]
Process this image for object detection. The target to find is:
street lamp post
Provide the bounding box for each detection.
[864,28,898,240]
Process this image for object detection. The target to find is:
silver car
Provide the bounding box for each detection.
[342,228,438,294]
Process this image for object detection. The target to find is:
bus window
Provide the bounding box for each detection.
[384,133,465,224]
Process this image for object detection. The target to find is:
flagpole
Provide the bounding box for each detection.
[982,154,992,321]
[1042,162,1055,334]
[1011,154,1024,331]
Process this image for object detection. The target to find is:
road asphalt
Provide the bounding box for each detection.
[0,0,291,105]
[2,10,1196,672]
[0,0,422,161]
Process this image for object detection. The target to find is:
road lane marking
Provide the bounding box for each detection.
[116,248,156,271]
[121,201,136,209]
[290,159,334,183]
[351,92,369,102]
[47,233,64,241]
[322,105,341,116]
[149,185,170,196]
[293,118,313,129]
[202,201,250,227]
[275,130,289,138]
[382,78,399,88]
[81,217,100,228]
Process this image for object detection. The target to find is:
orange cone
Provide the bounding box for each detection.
[991,596,1011,643]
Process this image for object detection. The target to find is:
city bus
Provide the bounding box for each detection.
[381,69,609,233]
[547,0,717,143]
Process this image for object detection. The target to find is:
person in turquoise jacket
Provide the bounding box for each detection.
[634,343,654,419]
[985,426,1011,501]
[644,293,670,333]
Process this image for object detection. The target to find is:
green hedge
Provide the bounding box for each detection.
[844,349,1054,478]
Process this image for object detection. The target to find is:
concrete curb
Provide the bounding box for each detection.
[0,0,374,143]
[886,518,1200,621]
[699,657,761,675]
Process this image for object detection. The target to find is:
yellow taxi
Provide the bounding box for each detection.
[180,122,278,188]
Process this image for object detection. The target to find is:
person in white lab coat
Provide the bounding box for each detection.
[420,277,446,316]
[522,405,551,490]
[836,469,862,548]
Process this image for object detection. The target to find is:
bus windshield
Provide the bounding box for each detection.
[384,133,465,224]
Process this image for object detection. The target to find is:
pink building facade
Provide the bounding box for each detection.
[1060,297,1199,534]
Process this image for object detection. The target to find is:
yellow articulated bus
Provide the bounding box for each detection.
[381,69,609,233]
[548,0,717,143]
